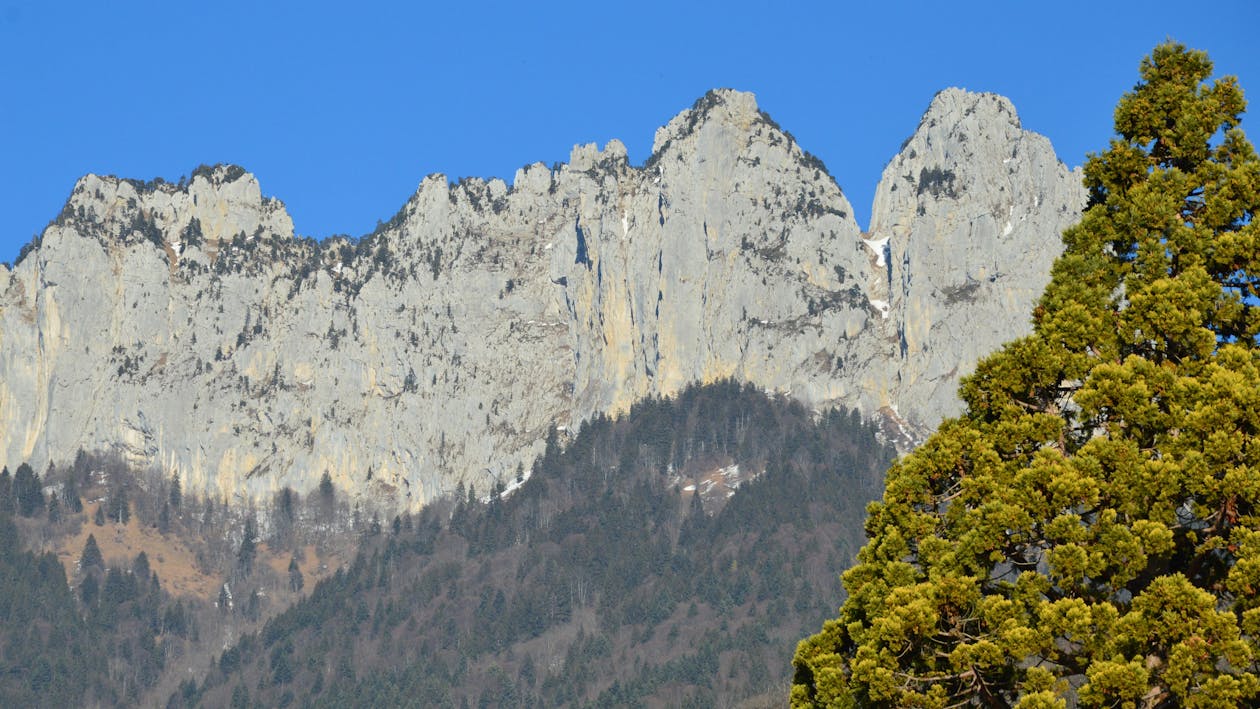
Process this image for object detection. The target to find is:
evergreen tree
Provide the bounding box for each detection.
[133,551,151,583]
[63,470,83,513]
[319,471,335,520]
[80,533,104,572]
[288,556,304,593]
[14,462,43,517]
[108,484,130,524]
[80,572,99,607]
[169,471,182,510]
[793,43,1260,707]
[238,518,257,577]
[93,504,106,526]
[0,466,10,514]
[46,492,60,524]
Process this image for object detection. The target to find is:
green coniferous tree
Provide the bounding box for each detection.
[0,466,10,514]
[80,533,104,572]
[288,556,304,593]
[238,517,257,577]
[794,43,1260,708]
[169,471,182,510]
[63,470,83,514]
[14,462,43,517]
[109,484,129,524]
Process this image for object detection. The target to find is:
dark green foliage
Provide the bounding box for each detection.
[795,43,1260,708]
[169,472,181,510]
[288,556,304,593]
[319,472,334,502]
[187,381,893,707]
[916,165,957,198]
[80,534,104,571]
[108,482,130,524]
[238,517,258,577]
[46,492,60,524]
[0,510,99,706]
[14,462,43,517]
[63,469,83,513]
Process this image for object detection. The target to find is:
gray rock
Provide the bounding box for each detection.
[0,90,1085,511]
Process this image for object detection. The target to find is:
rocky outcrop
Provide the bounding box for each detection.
[0,89,1085,510]
[868,89,1086,429]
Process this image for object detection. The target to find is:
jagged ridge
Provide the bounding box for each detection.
[0,88,1084,510]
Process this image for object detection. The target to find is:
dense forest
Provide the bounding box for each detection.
[174,380,894,708]
[0,450,360,706]
[0,462,196,706]
[0,380,893,707]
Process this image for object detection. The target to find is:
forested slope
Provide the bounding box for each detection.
[181,380,894,708]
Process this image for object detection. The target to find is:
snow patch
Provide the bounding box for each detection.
[869,299,890,319]
[862,236,890,267]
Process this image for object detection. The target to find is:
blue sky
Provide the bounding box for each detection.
[1,1,1257,263]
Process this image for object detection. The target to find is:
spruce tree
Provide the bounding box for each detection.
[14,462,43,517]
[63,470,83,513]
[793,43,1260,708]
[46,492,60,524]
[0,466,11,514]
[288,556,304,593]
[237,517,257,577]
[169,471,182,510]
[80,534,103,572]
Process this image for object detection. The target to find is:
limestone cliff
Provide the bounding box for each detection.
[0,89,1084,509]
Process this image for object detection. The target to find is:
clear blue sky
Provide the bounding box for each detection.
[2,1,1257,263]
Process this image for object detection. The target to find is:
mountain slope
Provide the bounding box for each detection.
[0,89,1083,508]
[179,381,895,708]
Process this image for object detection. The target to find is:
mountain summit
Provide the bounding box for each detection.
[0,89,1083,508]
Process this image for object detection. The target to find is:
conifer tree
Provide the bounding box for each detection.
[288,556,304,593]
[169,471,182,510]
[80,534,103,572]
[238,517,257,577]
[14,462,43,517]
[47,492,60,524]
[794,43,1260,708]
[63,470,83,513]
[0,466,10,514]
[108,484,129,524]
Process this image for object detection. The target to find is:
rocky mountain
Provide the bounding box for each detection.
[0,88,1084,510]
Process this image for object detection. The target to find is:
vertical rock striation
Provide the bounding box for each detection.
[869,89,1086,431]
[0,89,1085,509]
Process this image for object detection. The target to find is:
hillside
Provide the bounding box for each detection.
[177,381,894,707]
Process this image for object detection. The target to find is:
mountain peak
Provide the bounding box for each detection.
[0,87,1087,512]
[649,88,762,157]
[53,164,291,251]
[921,87,1021,131]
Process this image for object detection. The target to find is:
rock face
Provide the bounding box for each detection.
[868,89,1086,432]
[0,89,1084,509]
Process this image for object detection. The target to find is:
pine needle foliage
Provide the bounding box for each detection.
[793,42,1260,708]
